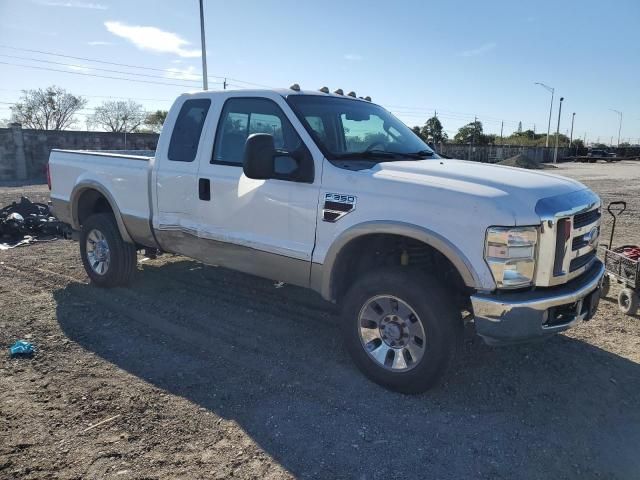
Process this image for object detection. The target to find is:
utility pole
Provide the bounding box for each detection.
[535,82,554,148]
[223,78,227,90]
[569,112,575,148]
[199,0,208,90]
[553,97,564,163]
[611,109,622,148]
[468,115,477,161]
[500,120,503,143]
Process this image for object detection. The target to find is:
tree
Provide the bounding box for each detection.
[453,120,488,145]
[89,100,146,133]
[144,110,168,133]
[484,133,497,144]
[10,86,86,130]
[571,138,585,149]
[517,121,522,133]
[411,126,424,139]
[420,116,448,144]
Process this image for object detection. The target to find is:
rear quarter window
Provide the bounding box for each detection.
[168,98,211,162]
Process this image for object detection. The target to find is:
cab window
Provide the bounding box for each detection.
[212,98,302,166]
[167,99,211,162]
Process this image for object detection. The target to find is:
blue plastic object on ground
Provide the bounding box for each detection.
[9,340,35,357]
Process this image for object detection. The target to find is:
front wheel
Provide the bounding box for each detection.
[341,268,461,394]
[80,213,137,288]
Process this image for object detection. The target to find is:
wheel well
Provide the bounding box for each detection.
[76,189,114,226]
[331,234,470,306]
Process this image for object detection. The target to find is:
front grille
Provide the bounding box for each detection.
[552,206,601,278]
[574,208,601,229]
[534,189,601,287]
[570,250,597,272]
[572,226,600,250]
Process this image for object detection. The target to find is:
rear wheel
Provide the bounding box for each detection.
[341,268,461,394]
[80,213,137,287]
[618,288,639,316]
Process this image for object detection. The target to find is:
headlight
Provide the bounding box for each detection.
[485,226,538,289]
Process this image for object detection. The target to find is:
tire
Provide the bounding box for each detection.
[618,288,639,316]
[600,274,610,298]
[80,213,137,288]
[341,268,461,394]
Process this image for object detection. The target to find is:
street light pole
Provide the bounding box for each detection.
[199,0,208,91]
[611,109,622,148]
[553,97,564,163]
[535,82,554,148]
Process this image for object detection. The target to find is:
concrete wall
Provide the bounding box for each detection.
[0,124,159,181]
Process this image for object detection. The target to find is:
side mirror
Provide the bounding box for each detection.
[243,133,315,183]
[243,133,276,180]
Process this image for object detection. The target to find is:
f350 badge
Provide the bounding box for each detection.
[323,192,356,222]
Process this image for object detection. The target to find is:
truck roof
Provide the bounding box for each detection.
[177,88,373,103]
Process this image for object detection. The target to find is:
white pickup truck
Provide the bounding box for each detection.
[49,86,605,393]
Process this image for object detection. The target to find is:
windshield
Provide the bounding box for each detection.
[287,95,436,161]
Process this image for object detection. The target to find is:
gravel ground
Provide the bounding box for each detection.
[1,161,640,479]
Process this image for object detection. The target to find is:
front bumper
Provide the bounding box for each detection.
[471,260,605,345]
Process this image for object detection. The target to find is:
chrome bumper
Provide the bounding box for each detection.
[471,260,605,345]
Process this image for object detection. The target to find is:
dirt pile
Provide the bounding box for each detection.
[498,154,543,169]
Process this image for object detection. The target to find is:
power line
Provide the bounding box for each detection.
[387,104,525,126]
[0,53,204,84]
[0,88,173,102]
[0,44,197,74]
[0,44,274,89]
[0,61,221,88]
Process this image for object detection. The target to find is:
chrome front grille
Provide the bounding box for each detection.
[535,189,601,287]
[573,208,601,229]
[570,250,597,272]
[552,206,601,280]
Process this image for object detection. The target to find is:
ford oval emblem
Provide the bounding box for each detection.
[585,226,599,247]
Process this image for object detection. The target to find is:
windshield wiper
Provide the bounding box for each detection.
[334,149,436,160]
[334,149,397,160]
[399,150,435,158]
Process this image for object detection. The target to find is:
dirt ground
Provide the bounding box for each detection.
[1,161,640,480]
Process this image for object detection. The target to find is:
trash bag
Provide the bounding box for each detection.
[0,196,70,248]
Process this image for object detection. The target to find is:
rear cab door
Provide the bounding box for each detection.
[153,95,214,247]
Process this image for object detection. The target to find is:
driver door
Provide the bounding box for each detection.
[195,94,321,287]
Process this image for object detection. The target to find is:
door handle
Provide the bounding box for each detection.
[198,178,211,201]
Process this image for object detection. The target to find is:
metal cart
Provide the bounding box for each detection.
[599,201,640,315]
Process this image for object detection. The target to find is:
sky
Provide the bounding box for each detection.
[0,0,639,145]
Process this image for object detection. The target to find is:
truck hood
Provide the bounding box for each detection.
[369,158,588,224]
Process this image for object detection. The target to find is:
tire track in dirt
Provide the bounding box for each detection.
[4,258,332,360]
[4,260,362,403]
[83,278,359,399]
[141,259,335,317]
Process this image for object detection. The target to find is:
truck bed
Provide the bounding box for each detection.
[49,149,154,245]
